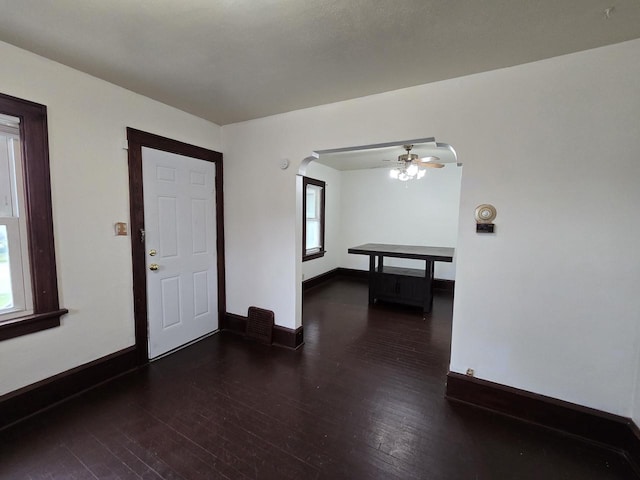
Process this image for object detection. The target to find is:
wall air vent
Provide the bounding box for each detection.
[245,306,274,345]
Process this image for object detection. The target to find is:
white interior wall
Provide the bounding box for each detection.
[0,41,221,396]
[448,44,640,417]
[302,162,462,281]
[633,354,640,424]
[222,39,640,419]
[338,166,462,280]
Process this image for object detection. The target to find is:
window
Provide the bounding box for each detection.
[0,92,67,341]
[302,176,325,261]
[0,117,33,320]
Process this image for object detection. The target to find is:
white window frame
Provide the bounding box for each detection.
[0,126,34,322]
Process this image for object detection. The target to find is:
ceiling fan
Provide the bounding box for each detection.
[386,144,444,181]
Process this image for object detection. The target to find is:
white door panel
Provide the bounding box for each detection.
[142,147,217,359]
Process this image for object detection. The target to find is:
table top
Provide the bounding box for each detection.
[348,243,454,262]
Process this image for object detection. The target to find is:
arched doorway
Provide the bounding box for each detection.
[296,137,462,347]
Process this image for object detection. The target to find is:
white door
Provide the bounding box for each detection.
[142,147,218,359]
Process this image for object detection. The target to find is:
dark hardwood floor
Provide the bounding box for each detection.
[0,278,636,479]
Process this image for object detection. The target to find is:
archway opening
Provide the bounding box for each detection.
[296,137,463,351]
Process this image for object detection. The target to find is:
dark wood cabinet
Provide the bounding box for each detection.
[372,267,427,308]
[348,244,454,313]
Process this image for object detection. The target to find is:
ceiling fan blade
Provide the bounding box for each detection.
[418,156,444,168]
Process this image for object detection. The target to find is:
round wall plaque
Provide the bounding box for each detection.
[475,204,497,223]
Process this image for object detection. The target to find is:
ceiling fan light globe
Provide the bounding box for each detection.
[407,164,419,176]
[389,169,399,179]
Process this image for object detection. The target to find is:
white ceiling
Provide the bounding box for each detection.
[0,1,639,126]
[314,139,458,171]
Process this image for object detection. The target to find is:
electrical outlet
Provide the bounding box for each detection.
[466,368,475,377]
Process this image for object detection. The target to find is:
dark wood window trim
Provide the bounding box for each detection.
[302,176,326,262]
[0,92,68,341]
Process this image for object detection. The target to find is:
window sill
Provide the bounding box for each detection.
[303,250,325,262]
[0,309,68,341]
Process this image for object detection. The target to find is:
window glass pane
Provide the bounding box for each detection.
[306,219,320,250]
[0,225,13,310]
[305,187,318,219]
[0,135,16,217]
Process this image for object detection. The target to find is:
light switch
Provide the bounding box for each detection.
[115,222,128,236]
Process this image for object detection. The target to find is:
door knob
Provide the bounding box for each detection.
[149,263,159,271]
[149,249,157,256]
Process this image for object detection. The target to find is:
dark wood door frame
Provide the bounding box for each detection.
[126,128,225,364]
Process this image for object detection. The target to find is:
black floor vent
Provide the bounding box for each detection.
[245,306,274,345]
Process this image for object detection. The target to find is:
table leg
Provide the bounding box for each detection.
[424,260,434,313]
[368,255,375,305]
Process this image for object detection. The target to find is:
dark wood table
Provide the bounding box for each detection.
[347,243,454,313]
